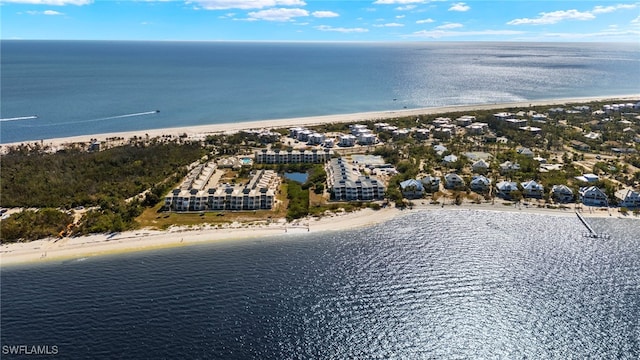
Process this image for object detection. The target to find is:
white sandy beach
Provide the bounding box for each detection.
[1,201,634,267]
[2,95,638,147]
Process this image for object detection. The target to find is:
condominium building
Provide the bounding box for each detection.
[326,158,385,201]
[254,149,333,164]
[165,168,278,211]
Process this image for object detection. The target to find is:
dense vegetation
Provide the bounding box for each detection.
[1,209,73,243]
[1,142,205,208]
[0,142,204,241]
[285,179,309,222]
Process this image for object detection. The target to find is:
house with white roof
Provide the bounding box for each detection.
[470,175,491,193]
[574,173,599,183]
[500,161,520,174]
[466,122,489,135]
[357,133,378,145]
[521,180,544,198]
[472,159,490,174]
[444,173,465,190]
[338,134,357,147]
[415,128,430,140]
[496,181,519,199]
[400,179,424,199]
[616,189,640,208]
[443,154,458,165]
[579,186,608,207]
[551,185,574,203]
[421,175,441,192]
[517,147,534,157]
[433,144,447,156]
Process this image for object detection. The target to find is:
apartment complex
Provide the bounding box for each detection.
[326,158,385,201]
[165,166,278,211]
[254,149,333,164]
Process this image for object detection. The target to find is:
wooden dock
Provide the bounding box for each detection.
[576,211,610,239]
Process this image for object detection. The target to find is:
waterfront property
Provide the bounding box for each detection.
[616,189,640,208]
[400,179,424,199]
[521,180,544,198]
[579,186,609,207]
[420,175,441,192]
[326,158,385,201]
[551,185,574,203]
[496,181,519,199]
[444,173,465,190]
[165,168,278,211]
[254,149,333,164]
[470,175,491,193]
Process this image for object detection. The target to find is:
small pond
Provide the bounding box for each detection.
[284,172,308,183]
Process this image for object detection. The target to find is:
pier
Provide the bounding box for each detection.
[575,211,610,239]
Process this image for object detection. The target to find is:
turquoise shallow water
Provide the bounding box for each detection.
[1,41,639,143]
[2,210,639,358]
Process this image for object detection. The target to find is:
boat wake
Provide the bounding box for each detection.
[93,110,160,122]
[19,110,160,127]
[0,115,38,122]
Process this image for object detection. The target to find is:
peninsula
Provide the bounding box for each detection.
[2,95,640,266]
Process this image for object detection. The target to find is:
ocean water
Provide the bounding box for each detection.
[1,41,639,143]
[2,210,639,359]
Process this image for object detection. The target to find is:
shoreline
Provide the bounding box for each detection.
[2,94,638,147]
[1,202,635,267]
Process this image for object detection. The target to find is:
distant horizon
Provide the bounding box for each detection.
[2,0,639,42]
[2,39,639,44]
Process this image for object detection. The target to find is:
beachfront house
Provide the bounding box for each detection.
[400,179,424,199]
[521,180,544,198]
[496,181,519,199]
[444,173,465,190]
[579,186,608,207]
[615,189,640,208]
[574,173,599,183]
[420,175,441,192]
[551,185,574,203]
[469,175,491,193]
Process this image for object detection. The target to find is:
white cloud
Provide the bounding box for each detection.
[396,15,405,19]
[25,9,64,15]
[436,22,463,29]
[395,5,416,11]
[188,0,305,10]
[315,25,368,33]
[248,7,308,21]
[632,15,640,24]
[416,18,435,24]
[373,22,405,27]
[592,3,637,14]
[312,10,339,18]
[3,0,91,4]
[448,2,469,12]
[507,9,595,25]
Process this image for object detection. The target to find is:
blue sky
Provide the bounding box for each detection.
[1,0,639,41]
